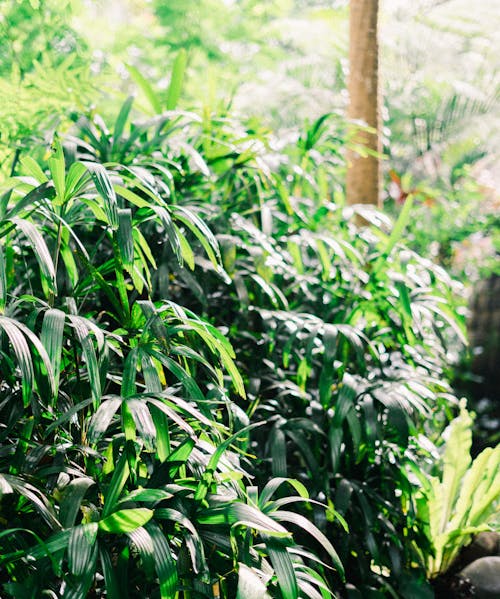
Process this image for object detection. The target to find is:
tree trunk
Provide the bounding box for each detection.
[346,0,381,208]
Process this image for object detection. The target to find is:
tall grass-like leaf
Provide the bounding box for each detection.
[67,523,98,576]
[20,156,48,183]
[67,314,103,407]
[0,244,7,313]
[381,194,414,259]
[99,547,123,599]
[117,208,134,267]
[172,206,226,274]
[149,349,205,401]
[150,406,171,462]
[87,396,122,443]
[11,217,56,294]
[194,425,260,503]
[122,347,139,397]
[258,479,309,507]
[2,475,60,530]
[166,49,187,111]
[126,64,162,114]
[2,181,55,221]
[59,478,95,528]
[149,204,183,265]
[272,510,344,579]
[41,308,65,396]
[112,96,135,155]
[102,451,130,518]
[146,522,179,598]
[263,535,298,599]
[154,508,206,576]
[174,224,195,270]
[64,162,88,200]
[127,526,156,578]
[439,409,472,532]
[126,398,156,449]
[0,316,34,406]
[199,502,290,537]
[82,162,118,229]
[48,135,66,203]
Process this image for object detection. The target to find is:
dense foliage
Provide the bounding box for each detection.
[0,1,499,597]
[1,87,494,597]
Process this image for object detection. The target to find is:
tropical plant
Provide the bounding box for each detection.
[0,110,342,597]
[413,405,500,580]
[76,98,469,595]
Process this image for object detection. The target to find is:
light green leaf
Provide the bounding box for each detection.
[99,508,153,534]
[20,156,48,183]
[126,64,161,114]
[166,49,187,110]
[48,135,66,202]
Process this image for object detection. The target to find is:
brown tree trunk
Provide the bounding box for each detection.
[346,0,381,208]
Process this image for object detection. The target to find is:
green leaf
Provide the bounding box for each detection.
[102,451,130,518]
[127,526,155,578]
[48,135,66,202]
[259,478,309,507]
[175,224,195,270]
[117,208,134,267]
[120,489,172,504]
[126,64,162,114]
[154,508,206,576]
[64,162,88,200]
[272,510,344,579]
[270,426,287,477]
[59,478,95,528]
[0,474,60,531]
[199,502,289,537]
[41,308,65,396]
[263,535,298,599]
[0,316,34,406]
[83,161,118,229]
[100,547,123,599]
[172,206,225,274]
[150,405,171,462]
[68,314,103,407]
[0,244,7,313]
[112,96,135,154]
[2,182,55,221]
[99,508,153,534]
[11,217,56,294]
[166,49,187,110]
[146,522,179,598]
[20,156,48,183]
[381,194,414,258]
[68,523,98,577]
[439,409,473,531]
[126,398,156,449]
[194,425,260,503]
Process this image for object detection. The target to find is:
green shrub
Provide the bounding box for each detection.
[67,100,472,596]
[0,119,340,597]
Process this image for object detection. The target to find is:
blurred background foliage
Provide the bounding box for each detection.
[2,0,497,287]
